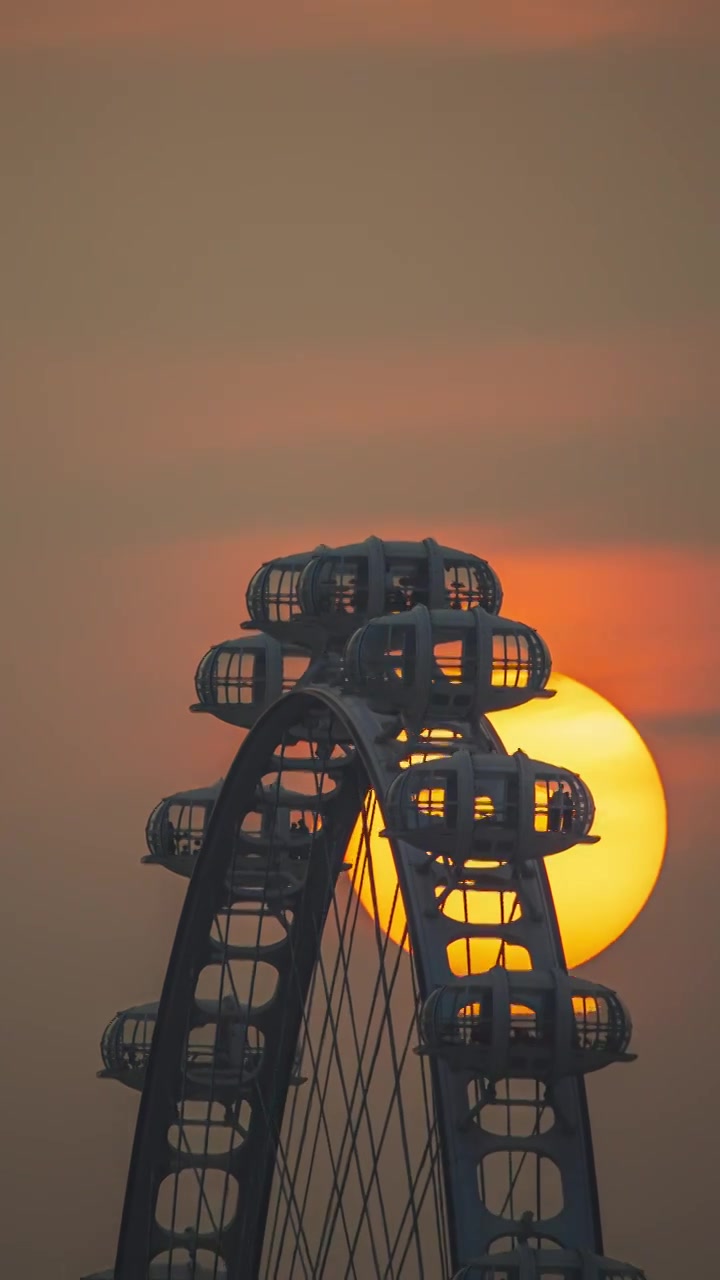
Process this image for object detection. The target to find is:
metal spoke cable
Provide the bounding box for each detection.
[294,808,399,1269]
[263,953,322,1268]
[305,802,405,1208]
[271,807,378,1277]
[309,896,409,1269]
[361,813,426,1280]
[379,1118,444,1279]
[270,912,367,1279]
[281,931,364,1279]
[269,791,377,1279]
[335,968,432,1280]
[310,883,411,1275]
[389,1122,444,1275]
[310,826,406,1208]
[389,1128,444,1277]
[408,958,450,1273]
[319,808,398,1265]
[252,1083,314,1280]
[313,906,416,1278]
[274,793,397,1274]
[276,975,365,1279]
[304,876,397,1272]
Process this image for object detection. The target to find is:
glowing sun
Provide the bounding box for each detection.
[349,675,667,970]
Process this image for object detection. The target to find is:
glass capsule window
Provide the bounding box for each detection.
[533,779,575,835]
[443,559,500,612]
[247,561,308,623]
[281,651,311,690]
[444,562,483,610]
[264,565,303,622]
[571,992,631,1055]
[453,1000,491,1046]
[212,648,264,705]
[472,777,518,830]
[387,625,414,680]
[432,994,546,1050]
[358,622,416,684]
[314,556,369,615]
[433,637,465,683]
[194,646,216,702]
[385,558,430,611]
[492,632,532,688]
[409,770,460,829]
[166,802,211,855]
[509,1002,544,1044]
[425,980,631,1062]
[101,1010,154,1073]
[246,565,266,617]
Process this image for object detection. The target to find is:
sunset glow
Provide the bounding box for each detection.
[348,674,667,970]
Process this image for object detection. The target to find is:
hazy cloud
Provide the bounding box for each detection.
[2,527,718,1280]
[3,330,718,554]
[1,51,718,349]
[637,710,720,737]
[2,26,719,1280]
[0,0,718,52]
[4,416,718,549]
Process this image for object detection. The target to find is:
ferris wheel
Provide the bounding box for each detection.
[85,537,648,1280]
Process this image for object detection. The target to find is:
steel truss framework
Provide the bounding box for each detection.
[85,537,647,1280]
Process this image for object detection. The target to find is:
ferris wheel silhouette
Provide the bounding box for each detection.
[85,537,647,1280]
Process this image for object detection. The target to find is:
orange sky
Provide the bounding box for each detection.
[1,0,718,50]
[1,14,719,1280]
[10,325,719,455]
[4,325,718,559]
[6,531,716,816]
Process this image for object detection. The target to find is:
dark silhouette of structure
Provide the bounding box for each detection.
[84,537,647,1280]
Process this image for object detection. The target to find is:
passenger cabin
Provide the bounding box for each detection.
[344,604,551,724]
[143,782,221,876]
[384,750,597,864]
[99,997,265,1092]
[192,633,311,727]
[245,547,325,648]
[243,537,502,653]
[421,969,635,1080]
[298,536,503,639]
